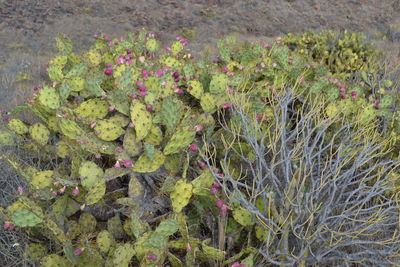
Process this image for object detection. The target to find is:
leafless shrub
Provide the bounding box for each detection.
[204,87,400,266]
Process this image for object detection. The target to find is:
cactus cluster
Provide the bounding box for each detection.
[0,29,398,266]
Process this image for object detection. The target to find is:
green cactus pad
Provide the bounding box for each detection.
[41,254,69,267]
[30,170,54,189]
[160,98,184,133]
[79,161,104,190]
[25,243,47,262]
[132,150,165,173]
[325,102,340,118]
[160,56,182,69]
[58,119,85,140]
[187,80,204,99]
[68,77,86,92]
[85,180,106,205]
[85,49,102,66]
[130,101,152,141]
[38,86,60,110]
[154,219,179,238]
[96,230,114,253]
[30,123,50,146]
[171,40,184,55]
[65,63,88,78]
[56,139,72,158]
[94,119,125,141]
[7,118,29,135]
[12,209,43,227]
[200,93,217,113]
[109,114,130,127]
[143,125,163,146]
[170,180,193,213]
[123,128,142,157]
[75,98,108,120]
[191,169,214,190]
[112,243,135,267]
[164,154,181,175]
[108,214,126,240]
[163,126,196,155]
[47,65,64,82]
[209,73,228,94]
[0,129,16,145]
[201,239,226,261]
[79,212,97,233]
[233,207,254,226]
[255,225,270,242]
[146,38,160,53]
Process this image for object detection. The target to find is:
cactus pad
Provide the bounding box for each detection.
[171,41,184,55]
[79,161,104,190]
[38,86,60,110]
[154,219,179,238]
[130,101,152,141]
[85,49,102,66]
[30,123,50,146]
[108,214,126,240]
[200,93,217,113]
[187,80,204,99]
[201,239,225,261]
[30,170,54,189]
[170,180,193,213]
[233,207,254,226]
[146,38,160,53]
[96,230,114,253]
[132,150,165,173]
[112,243,135,267]
[209,73,228,94]
[85,180,106,205]
[41,254,69,267]
[143,125,163,146]
[75,98,108,120]
[7,118,29,135]
[160,98,184,133]
[123,128,142,157]
[12,209,43,227]
[58,119,85,140]
[164,126,196,155]
[94,119,125,141]
[79,212,97,233]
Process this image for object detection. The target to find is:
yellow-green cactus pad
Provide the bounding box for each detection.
[85,180,106,205]
[75,98,108,120]
[201,239,225,261]
[41,254,69,267]
[30,170,53,189]
[30,123,50,146]
[0,129,15,145]
[143,125,163,146]
[132,151,165,173]
[187,80,204,99]
[85,49,102,66]
[209,73,228,94]
[170,180,193,213]
[191,169,214,190]
[109,114,130,127]
[94,119,125,141]
[171,41,184,55]
[163,126,196,155]
[146,38,159,53]
[112,243,136,267]
[232,207,254,227]
[200,93,217,113]
[68,77,85,92]
[38,86,60,110]
[7,118,29,135]
[79,161,104,190]
[96,230,114,253]
[130,101,152,141]
[123,128,142,157]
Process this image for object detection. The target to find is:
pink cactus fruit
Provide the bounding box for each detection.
[123,161,133,168]
[148,254,158,261]
[74,248,83,256]
[3,221,10,230]
[72,187,80,196]
[215,199,224,208]
[17,186,24,195]
[210,187,218,195]
[189,144,198,152]
[114,161,121,168]
[198,161,206,168]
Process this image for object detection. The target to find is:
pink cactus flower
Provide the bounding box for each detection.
[222,103,232,109]
[375,99,380,104]
[123,161,133,168]
[74,248,83,256]
[139,85,147,92]
[198,161,206,168]
[232,262,241,267]
[148,254,157,261]
[254,68,261,73]
[72,187,80,196]
[189,144,198,152]
[104,68,113,76]
[114,161,121,168]
[210,187,218,195]
[142,69,148,77]
[156,70,163,77]
[59,186,67,193]
[116,56,125,64]
[17,186,24,195]
[215,199,224,208]
[195,124,203,131]
[108,42,114,47]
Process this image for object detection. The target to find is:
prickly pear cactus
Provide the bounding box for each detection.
[94,119,125,141]
[200,93,217,113]
[38,86,60,110]
[170,180,193,213]
[12,209,43,227]
[30,170,54,189]
[130,101,152,141]
[201,239,225,261]
[108,214,125,240]
[146,38,159,53]
[41,254,69,267]
[30,123,50,146]
[85,180,106,205]
[7,118,29,135]
[75,98,109,120]
[171,40,184,55]
[233,207,254,227]
[133,150,165,173]
[79,161,104,190]
[96,230,114,253]
[187,80,204,99]
[163,126,196,155]
[79,212,97,233]
[112,243,135,267]
[209,73,228,94]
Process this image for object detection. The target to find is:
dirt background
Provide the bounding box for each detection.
[1,0,400,110]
